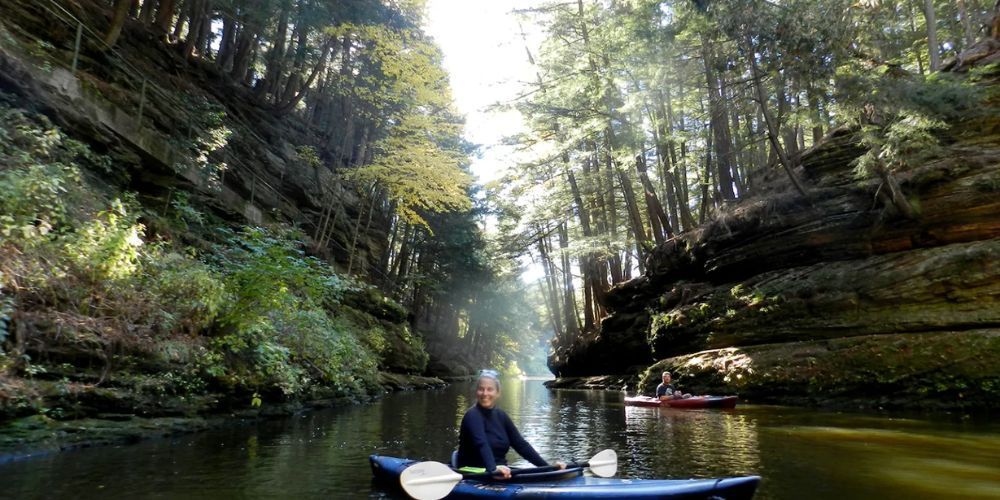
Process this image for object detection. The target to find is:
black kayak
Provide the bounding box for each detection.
[370,455,760,499]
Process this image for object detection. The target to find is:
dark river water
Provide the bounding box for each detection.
[1,380,998,499]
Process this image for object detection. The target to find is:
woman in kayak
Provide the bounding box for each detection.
[656,371,692,400]
[456,369,565,479]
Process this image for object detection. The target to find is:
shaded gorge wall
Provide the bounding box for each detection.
[549,49,1000,412]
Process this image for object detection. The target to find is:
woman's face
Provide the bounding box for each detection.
[476,377,500,409]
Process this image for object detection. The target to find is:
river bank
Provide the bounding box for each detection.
[0,372,445,463]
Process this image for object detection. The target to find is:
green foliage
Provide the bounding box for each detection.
[141,249,224,335]
[173,94,230,188]
[344,315,389,358]
[0,162,77,243]
[294,145,322,169]
[212,227,330,331]
[854,113,947,179]
[840,72,980,183]
[207,226,380,396]
[62,196,145,282]
[336,22,473,230]
[349,112,473,230]
[0,99,108,245]
[0,101,394,404]
[169,191,206,230]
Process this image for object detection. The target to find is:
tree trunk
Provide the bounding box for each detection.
[392,225,415,289]
[230,26,256,82]
[182,0,207,59]
[581,257,595,332]
[593,140,622,285]
[993,0,1000,39]
[776,72,799,159]
[354,125,370,167]
[263,0,291,101]
[538,232,564,339]
[314,197,339,254]
[807,82,824,144]
[668,88,695,230]
[652,91,680,232]
[557,223,579,340]
[874,154,919,220]
[635,154,672,241]
[567,169,598,331]
[155,0,176,34]
[336,35,356,164]
[957,0,976,48]
[378,212,399,287]
[278,37,334,114]
[744,32,809,198]
[701,33,737,201]
[699,129,713,225]
[172,0,189,40]
[103,0,133,48]
[217,13,236,71]
[347,183,377,276]
[197,0,213,57]
[905,0,926,75]
[279,19,309,105]
[923,0,940,71]
[672,170,696,231]
[617,167,647,266]
[139,0,157,24]
[658,147,681,234]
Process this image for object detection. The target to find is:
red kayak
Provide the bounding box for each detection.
[624,395,739,409]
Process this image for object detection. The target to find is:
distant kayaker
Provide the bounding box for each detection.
[456,369,566,479]
[656,371,692,400]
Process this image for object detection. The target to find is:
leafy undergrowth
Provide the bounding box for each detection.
[0,97,418,422]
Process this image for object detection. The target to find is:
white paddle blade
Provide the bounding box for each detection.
[587,449,618,477]
[399,461,463,500]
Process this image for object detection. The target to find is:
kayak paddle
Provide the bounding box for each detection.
[399,449,618,500]
[399,460,462,500]
[577,448,617,478]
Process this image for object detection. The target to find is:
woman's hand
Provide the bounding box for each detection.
[494,465,512,479]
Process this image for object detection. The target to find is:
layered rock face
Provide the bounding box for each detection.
[0,1,385,274]
[550,55,1000,410]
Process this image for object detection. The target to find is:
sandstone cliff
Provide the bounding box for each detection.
[549,44,1000,411]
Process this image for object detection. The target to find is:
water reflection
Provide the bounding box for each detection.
[623,404,761,477]
[773,426,1000,499]
[0,381,998,499]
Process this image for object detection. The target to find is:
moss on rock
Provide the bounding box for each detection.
[640,330,1000,411]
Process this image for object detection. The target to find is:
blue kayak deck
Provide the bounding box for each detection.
[370,455,760,499]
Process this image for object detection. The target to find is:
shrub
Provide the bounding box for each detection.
[206,226,379,397]
[62,196,145,282]
[0,162,82,244]
[141,248,224,336]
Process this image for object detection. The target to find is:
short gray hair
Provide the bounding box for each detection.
[478,369,501,390]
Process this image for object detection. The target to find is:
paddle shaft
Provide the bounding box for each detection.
[460,464,567,480]
[460,458,607,480]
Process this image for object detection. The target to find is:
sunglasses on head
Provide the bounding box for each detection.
[478,369,500,379]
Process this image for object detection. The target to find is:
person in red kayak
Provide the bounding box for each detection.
[456,369,565,479]
[656,371,692,400]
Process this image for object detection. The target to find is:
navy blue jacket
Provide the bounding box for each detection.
[456,404,548,473]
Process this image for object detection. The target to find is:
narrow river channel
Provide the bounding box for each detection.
[2,380,998,499]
